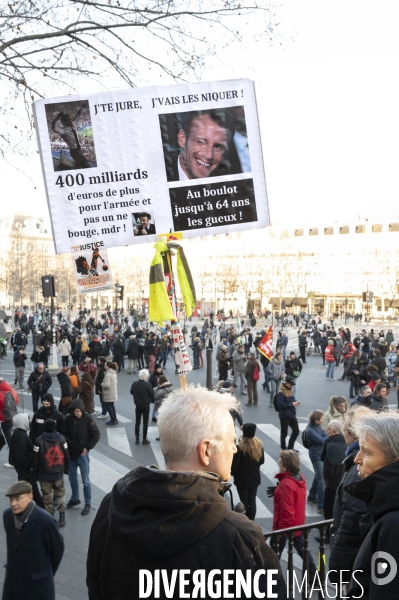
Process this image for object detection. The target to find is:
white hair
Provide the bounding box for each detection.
[327,419,342,434]
[355,412,399,464]
[139,369,149,380]
[157,384,239,467]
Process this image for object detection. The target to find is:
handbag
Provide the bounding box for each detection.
[292,370,301,378]
[61,395,73,406]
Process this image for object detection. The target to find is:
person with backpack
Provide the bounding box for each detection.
[284,351,302,399]
[33,419,70,527]
[303,409,328,515]
[275,376,300,451]
[244,351,261,407]
[0,379,19,468]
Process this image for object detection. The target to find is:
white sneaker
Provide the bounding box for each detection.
[4,463,13,468]
[97,414,107,419]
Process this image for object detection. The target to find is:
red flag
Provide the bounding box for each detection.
[258,326,273,360]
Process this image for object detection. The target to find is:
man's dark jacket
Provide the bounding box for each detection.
[347,461,399,599]
[29,394,65,442]
[13,350,27,368]
[130,379,154,407]
[86,466,286,600]
[64,398,100,460]
[3,503,64,600]
[27,368,52,395]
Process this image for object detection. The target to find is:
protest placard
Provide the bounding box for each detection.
[33,79,269,254]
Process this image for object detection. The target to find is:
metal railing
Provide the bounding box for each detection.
[265,519,333,599]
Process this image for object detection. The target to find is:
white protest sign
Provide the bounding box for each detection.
[71,245,113,294]
[171,322,192,375]
[33,79,269,254]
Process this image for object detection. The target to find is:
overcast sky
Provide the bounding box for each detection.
[2,0,399,226]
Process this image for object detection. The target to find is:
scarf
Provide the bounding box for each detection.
[14,500,36,545]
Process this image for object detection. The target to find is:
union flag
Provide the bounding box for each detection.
[258,326,273,360]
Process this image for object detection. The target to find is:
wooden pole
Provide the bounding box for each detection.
[179,375,187,389]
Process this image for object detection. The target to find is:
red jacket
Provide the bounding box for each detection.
[273,471,306,537]
[342,342,355,360]
[0,381,19,423]
[325,345,335,363]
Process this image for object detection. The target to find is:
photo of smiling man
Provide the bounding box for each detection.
[160,107,251,182]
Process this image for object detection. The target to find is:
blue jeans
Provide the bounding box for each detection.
[193,349,200,368]
[69,453,91,505]
[308,458,325,509]
[160,350,167,367]
[326,362,335,379]
[281,346,287,361]
[270,379,282,396]
[262,366,271,391]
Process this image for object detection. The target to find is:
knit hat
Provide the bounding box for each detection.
[243,423,256,438]
[220,344,227,351]
[249,350,256,357]
[44,419,56,433]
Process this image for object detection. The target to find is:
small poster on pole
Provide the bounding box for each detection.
[71,245,113,294]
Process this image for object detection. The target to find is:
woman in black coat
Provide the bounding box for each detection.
[9,413,44,508]
[231,423,264,520]
[56,367,74,415]
[95,357,107,418]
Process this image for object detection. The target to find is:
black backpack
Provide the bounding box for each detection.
[2,391,18,421]
[273,393,279,412]
[302,428,310,449]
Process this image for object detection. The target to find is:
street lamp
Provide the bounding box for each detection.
[114,282,121,313]
[248,290,251,317]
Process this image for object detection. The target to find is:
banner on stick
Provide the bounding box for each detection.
[258,326,273,361]
[33,79,269,254]
[171,321,192,375]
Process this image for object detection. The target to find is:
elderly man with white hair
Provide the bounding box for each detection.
[130,368,154,445]
[346,412,399,599]
[87,385,286,599]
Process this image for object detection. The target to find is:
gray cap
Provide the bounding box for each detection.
[5,481,33,497]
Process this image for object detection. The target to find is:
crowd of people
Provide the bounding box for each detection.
[2,306,399,598]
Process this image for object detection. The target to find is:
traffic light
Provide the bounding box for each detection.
[362,292,367,302]
[115,285,124,301]
[281,300,286,309]
[369,291,373,303]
